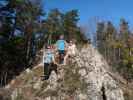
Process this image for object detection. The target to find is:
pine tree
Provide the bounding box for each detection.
[0,0,44,86]
[96,22,105,54]
[45,8,63,44]
[63,10,79,41]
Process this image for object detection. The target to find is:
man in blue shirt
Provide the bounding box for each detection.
[56,35,67,64]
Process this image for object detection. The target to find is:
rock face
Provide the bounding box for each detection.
[3,44,125,100]
[74,45,124,100]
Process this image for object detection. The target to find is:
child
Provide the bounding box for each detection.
[42,45,55,80]
[67,40,77,56]
[64,40,77,65]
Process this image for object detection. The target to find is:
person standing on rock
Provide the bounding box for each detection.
[55,35,68,64]
[64,39,77,65]
[42,45,56,80]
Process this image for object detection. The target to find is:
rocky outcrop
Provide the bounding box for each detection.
[74,44,124,100]
[2,44,125,100]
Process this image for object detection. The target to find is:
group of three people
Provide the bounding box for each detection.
[42,35,77,80]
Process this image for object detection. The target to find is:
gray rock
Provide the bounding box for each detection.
[74,44,124,100]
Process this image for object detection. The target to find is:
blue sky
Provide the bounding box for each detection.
[43,0,133,31]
